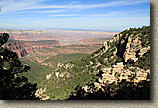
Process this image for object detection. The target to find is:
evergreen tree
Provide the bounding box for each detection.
[0,33,39,100]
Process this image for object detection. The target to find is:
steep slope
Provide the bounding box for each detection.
[5,40,61,57]
[5,41,28,57]
[20,58,52,88]
[38,26,150,100]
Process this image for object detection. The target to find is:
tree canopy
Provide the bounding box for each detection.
[0,33,39,100]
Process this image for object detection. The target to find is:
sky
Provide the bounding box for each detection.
[0,0,150,31]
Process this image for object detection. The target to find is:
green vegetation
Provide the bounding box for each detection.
[44,54,100,100]
[43,53,88,67]
[0,33,39,100]
[17,25,149,100]
[20,57,52,87]
[119,26,150,42]
[51,25,150,100]
[136,50,150,70]
[2,26,150,100]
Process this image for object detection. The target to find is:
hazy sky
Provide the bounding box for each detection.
[0,0,150,31]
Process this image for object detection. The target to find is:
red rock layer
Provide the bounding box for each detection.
[5,40,60,58]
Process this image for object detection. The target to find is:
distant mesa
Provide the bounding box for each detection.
[0,29,116,45]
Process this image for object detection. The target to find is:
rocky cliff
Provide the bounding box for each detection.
[5,40,61,58]
[5,42,28,57]
[37,26,150,100]
[80,26,150,97]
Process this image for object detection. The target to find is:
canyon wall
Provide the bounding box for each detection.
[5,40,61,57]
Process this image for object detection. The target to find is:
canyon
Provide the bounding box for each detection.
[5,40,61,57]
[0,29,116,45]
[36,26,150,100]
[2,29,115,59]
[0,26,150,100]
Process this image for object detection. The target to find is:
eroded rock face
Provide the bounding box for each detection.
[112,31,149,63]
[81,26,150,93]
[5,42,28,57]
[5,40,61,57]
[139,46,150,57]
[117,62,124,70]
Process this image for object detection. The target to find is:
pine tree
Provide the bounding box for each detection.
[0,33,39,100]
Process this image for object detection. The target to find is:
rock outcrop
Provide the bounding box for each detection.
[82,26,150,93]
[5,42,28,57]
[38,26,150,100]
[5,40,61,57]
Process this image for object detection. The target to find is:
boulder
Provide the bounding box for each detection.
[55,72,59,78]
[94,82,101,88]
[46,73,52,80]
[117,62,124,70]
